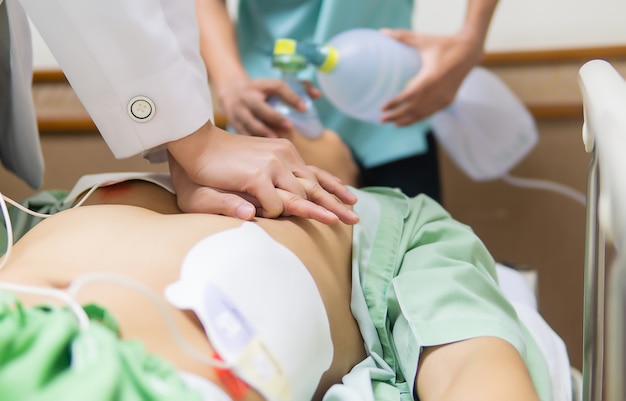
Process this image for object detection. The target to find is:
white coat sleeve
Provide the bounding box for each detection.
[1,0,44,188]
[18,0,214,159]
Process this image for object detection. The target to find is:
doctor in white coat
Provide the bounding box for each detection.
[1,0,358,225]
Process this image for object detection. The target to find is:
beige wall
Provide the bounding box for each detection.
[415,0,626,52]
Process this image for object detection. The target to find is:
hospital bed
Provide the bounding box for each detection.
[578,59,626,401]
[0,57,608,401]
[0,172,582,401]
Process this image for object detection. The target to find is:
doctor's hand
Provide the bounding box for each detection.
[165,122,359,225]
[379,29,484,126]
[219,77,322,138]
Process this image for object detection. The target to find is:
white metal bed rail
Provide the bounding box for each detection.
[578,59,626,401]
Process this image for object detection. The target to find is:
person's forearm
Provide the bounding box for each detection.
[196,0,249,103]
[165,120,222,173]
[460,0,499,48]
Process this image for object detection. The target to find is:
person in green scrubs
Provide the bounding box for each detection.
[196,0,499,200]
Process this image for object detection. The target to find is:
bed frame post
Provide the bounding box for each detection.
[607,251,626,401]
[582,149,605,401]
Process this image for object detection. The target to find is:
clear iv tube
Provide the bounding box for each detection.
[67,272,232,369]
[502,174,586,206]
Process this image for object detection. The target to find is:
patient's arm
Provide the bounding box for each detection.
[418,338,540,401]
[0,184,364,401]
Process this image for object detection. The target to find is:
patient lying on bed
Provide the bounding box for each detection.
[0,130,569,401]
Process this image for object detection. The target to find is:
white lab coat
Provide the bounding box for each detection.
[17,0,214,160]
[0,0,43,188]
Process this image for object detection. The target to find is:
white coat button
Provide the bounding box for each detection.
[127,96,155,122]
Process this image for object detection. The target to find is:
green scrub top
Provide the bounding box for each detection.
[236,0,431,168]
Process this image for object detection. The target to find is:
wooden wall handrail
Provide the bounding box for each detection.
[32,69,67,83]
[35,103,582,133]
[482,45,626,66]
[33,45,626,82]
[526,104,583,120]
[31,44,626,131]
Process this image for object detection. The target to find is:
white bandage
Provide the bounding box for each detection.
[165,222,333,401]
